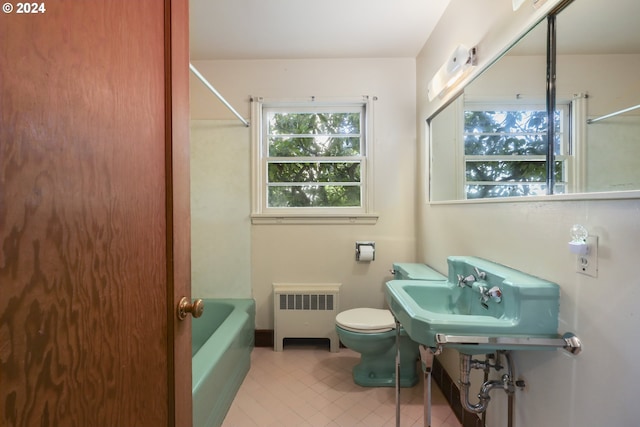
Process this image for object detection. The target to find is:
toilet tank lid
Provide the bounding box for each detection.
[393,263,446,281]
[336,308,395,331]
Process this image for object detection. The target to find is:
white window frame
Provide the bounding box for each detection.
[462,102,571,199]
[250,97,377,224]
[569,93,588,193]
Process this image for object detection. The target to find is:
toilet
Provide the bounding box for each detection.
[335,263,447,388]
[336,307,419,387]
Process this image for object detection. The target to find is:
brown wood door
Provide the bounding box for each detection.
[0,1,192,426]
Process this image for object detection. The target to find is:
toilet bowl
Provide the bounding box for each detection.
[335,308,419,387]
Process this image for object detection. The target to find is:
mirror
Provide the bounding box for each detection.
[429,0,640,202]
[556,0,640,193]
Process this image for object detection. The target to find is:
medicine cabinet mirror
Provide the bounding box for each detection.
[429,0,640,202]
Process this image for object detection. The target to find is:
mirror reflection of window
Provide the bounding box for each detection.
[429,0,640,202]
[462,105,569,199]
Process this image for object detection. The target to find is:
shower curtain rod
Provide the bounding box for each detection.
[587,103,640,124]
[189,63,250,127]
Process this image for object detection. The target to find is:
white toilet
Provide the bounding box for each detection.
[335,263,447,387]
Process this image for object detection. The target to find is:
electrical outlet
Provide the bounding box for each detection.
[576,235,598,277]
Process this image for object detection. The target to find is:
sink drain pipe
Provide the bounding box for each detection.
[481,356,489,426]
[459,351,522,425]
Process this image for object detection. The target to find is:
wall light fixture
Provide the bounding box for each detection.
[427,44,477,101]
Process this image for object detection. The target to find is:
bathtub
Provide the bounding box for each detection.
[192,299,255,427]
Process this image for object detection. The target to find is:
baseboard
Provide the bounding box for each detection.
[255,329,274,347]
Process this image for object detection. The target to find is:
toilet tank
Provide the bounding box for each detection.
[392,263,447,281]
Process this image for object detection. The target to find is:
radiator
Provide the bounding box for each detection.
[273,283,341,352]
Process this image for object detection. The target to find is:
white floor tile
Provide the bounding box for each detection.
[221,344,461,427]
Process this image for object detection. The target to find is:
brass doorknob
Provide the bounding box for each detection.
[177,297,204,320]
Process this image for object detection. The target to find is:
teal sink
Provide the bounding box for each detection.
[385,256,561,354]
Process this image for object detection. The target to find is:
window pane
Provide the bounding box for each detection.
[268,136,360,157]
[464,110,564,155]
[554,183,567,194]
[465,161,546,182]
[463,106,569,200]
[268,162,360,183]
[268,185,361,207]
[465,134,548,156]
[464,110,548,134]
[553,115,565,156]
[554,160,566,193]
[465,183,547,199]
[268,112,360,135]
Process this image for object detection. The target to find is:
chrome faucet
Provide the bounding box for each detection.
[457,274,476,288]
[479,286,502,304]
[457,268,486,288]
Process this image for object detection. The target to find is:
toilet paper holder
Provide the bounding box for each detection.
[355,241,375,262]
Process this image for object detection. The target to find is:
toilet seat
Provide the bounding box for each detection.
[335,308,396,333]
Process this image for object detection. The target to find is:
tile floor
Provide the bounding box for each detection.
[221,343,462,427]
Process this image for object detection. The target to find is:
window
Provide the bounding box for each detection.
[265,106,363,208]
[463,104,570,199]
[251,99,376,223]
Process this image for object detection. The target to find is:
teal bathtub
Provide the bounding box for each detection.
[192,299,255,427]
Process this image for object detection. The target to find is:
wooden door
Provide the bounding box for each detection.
[0,1,192,426]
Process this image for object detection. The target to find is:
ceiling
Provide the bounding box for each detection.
[189,0,451,60]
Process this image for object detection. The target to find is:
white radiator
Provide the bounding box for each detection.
[273,283,341,352]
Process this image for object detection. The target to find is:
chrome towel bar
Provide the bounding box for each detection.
[435,332,582,355]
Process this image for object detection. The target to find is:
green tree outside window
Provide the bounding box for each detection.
[463,108,565,199]
[266,110,363,207]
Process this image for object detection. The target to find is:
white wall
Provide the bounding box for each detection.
[190,58,419,329]
[418,1,640,426]
[190,120,252,298]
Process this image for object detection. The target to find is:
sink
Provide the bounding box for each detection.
[386,256,561,354]
[399,283,508,317]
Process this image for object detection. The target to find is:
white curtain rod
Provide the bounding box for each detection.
[587,103,640,124]
[189,63,250,127]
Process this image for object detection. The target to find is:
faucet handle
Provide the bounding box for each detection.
[457,274,476,287]
[487,286,502,303]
